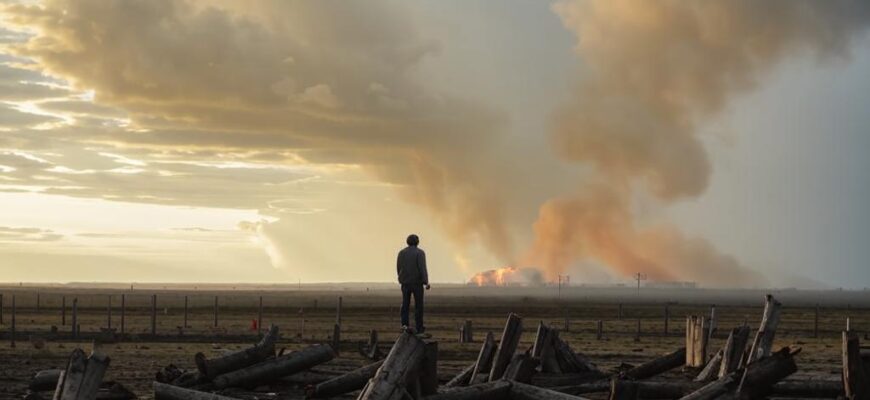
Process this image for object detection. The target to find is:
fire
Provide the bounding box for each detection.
[469,266,543,287]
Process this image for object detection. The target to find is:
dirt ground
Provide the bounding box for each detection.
[0,285,867,399]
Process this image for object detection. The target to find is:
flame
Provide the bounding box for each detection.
[468,266,543,287]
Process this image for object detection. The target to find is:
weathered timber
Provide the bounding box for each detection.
[71,298,78,340]
[360,329,383,361]
[509,381,593,400]
[686,316,707,368]
[680,347,798,400]
[694,349,723,382]
[419,341,439,396]
[444,364,475,388]
[460,320,474,343]
[29,369,62,391]
[332,324,341,354]
[213,344,335,389]
[609,379,639,400]
[718,326,750,378]
[745,294,782,365]
[623,347,686,380]
[308,360,385,398]
[532,372,608,389]
[424,380,511,400]
[195,324,279,379]
[843,331,870,400]
[153,382,239,400]
[357,332,427,400]
[150,295,156,336]
[489,313,523,381]
[53,349,111,400]
[502,351,539,384]
[596,320,604,341]
[119,295,125,337]
[554,337,597,373]
[557,378,841,399]
[470,332,497,385]
[532,322,561,373]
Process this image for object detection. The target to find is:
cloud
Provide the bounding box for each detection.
[0,226,62,242]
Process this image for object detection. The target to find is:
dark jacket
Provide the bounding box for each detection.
[397,246,428,285]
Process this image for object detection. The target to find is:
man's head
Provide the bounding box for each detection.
[406,234,420,247]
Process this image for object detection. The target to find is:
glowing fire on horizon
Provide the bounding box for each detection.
[469,266,543,286]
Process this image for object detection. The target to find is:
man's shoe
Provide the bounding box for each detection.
[401,325,412,333]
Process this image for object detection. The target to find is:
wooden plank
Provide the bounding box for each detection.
[718,326,750,378]
[212,344,335,389]
[357,333,427,400]
[685,316,707,368]
[308,360,384,398]
[843,331,870,399]
[470,332,497,384]
[489,313,523,382]
[624,347,685,380]
[745,294,782,365]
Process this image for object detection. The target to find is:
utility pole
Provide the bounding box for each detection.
[634,272,647,295]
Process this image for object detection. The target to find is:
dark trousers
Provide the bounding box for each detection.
[400,284,425,332]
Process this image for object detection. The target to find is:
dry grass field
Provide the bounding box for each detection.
[0,285,867,399]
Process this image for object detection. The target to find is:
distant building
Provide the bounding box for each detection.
[645,281,698,289]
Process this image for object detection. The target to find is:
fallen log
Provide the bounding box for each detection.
[418,341,440,396]
[195,325,279,379]
[531,372,608,388]
[307,360,385,398]
[54,348,111,400]
[744,294,781,366]
[556,378,839,399]
[470,332,497,384]
[171,371,208,388]
[502,351,539,384]
[29,369,62,391]
[153,382,239,400]
[212,343,335,389]
[718,326,750,378]
[623,347,686,380]
[680,346,798,400]
[357,332,427,400]
[425,380,511,400]
[444,364,475,388]
[509,381,592,400]
[694,349,722,382]
[489,313,523,382]
[609,379,639,400]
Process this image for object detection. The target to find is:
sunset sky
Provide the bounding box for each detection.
[1,0,869,288]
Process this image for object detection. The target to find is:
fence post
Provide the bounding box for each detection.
[10,295,15,348]
[213,296,218,328]
[596,320,603,340]
[618,303,623,320]
[106,295,112,330]
[61,296,66,326]
[0,293,3,325]
[120,294,125,337]
[336,296,342,326]
[258,296,263,333]
[150,294,157,336]
[36,292,40,314]
[183,295,189,328]
[813,304,819,338]
[664,303,670,335]
[71,298,78,339]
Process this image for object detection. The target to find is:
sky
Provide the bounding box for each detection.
[0,0,869,288]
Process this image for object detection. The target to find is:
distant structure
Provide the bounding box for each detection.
[645,281,698,289]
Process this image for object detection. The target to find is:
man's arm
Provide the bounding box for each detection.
[418,250,429,286]
[397,252,402,282]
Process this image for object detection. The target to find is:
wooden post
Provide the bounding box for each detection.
[258,296,263,334]
[336,296,342,326]
[846,317,851,332]
[470,331,497,384]
[119,294,125,337]
[664,304,670,335]
[332,323,341,353]
[813,304,819,338]
[686,315,707,367]
[36,292,40,314]
[489,313,523,381]
[635,319,641,342]
[183,295,188,328]
[71,298,78,339]
[300,307,305,339]
[564,314,570,332]
[461,320,473,343]
[54,349,111,399]
[843,331,870,399]
[746,294,782,364]
[0,293,3,325]
[708,305,717,340]
[10,295,15,348]
[213,295,219,328]
[610,378,639,400]
[618,303,623,320]
[308,360,385,398]
[597,320,604,340]
[61,296,66,326]
[106,295,112,330]
[151,294,157,336]
[419,341,439,395]
[719,326,750,378]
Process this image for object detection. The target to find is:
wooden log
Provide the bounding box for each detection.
[531,372,609,388]
[680,347,798,400]
[745,294,782,365]
[195,325,279,379]
[419,341,439,396]
[489,313,523,382]
[54,349,111,400]
[213,343,335,389]
[554,337,597,373]
[308,360,385,398]
[685,316,707,368]
[29,369,63,391]
[558,378,840,399]
[707,306,716,341]
[623,347,686,380]
[357,332,427,400]
[596,320,603,341]
[694,349,722,382]
[444,364,475,388]
[470,332,497,384]
[771,379,843,398]
[462,320,474,343]
[718,326,750,378]
[843,331,870,399]
[153,382,239,400]
[609,379,638,400]
[551,379,611,395]
[424,380,511,400]
[360,329,382,361]
[509,381,593,400]
[532,322,561,373]
[332,323,341,354]
[502,351,539,384]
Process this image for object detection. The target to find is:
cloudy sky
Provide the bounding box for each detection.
[0,0,869,288]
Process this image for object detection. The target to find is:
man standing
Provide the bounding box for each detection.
[397,234,430,336]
